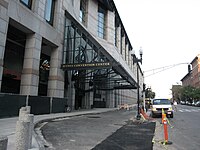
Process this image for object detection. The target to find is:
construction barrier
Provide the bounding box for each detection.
[118,104,135,110]
[161,108,165,124]
[163,117,168,143]
[140,107,154,121]
[161,110,173,145]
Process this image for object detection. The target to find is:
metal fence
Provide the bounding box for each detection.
[0,93,67,118]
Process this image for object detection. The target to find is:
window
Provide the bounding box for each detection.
[20,0,32,9]
[153,99,171,105]
[98,5,106,39]
[79,0,87,25]
[114,15,119,47]
[45,0,55,25]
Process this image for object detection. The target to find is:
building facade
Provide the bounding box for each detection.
[0,0,144,110]
[181,54,200,88]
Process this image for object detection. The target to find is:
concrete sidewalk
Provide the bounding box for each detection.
[1,107,172,150]
[152,119,176,150]
[0,108,117,150]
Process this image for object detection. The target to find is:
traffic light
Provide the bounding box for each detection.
[143,83,146,92]
[188,64,191,73]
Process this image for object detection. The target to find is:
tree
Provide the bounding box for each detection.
[145,88,155,99]
[180,86,200,102]
[171,85,182,103]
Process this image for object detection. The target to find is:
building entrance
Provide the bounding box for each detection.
[1,25,26,94]
[62,13,138,109]
[73,70,86,109]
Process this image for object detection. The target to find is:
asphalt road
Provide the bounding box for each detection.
[169,105,200,150]
[39,109,155,150]
[153,104,200,150]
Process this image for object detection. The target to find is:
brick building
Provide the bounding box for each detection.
[181,54,200,88]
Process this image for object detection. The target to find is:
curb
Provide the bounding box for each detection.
[33,108,118,149]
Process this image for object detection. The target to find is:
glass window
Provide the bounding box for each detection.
[79,0,87,25]
[114,27,117,46]
[98,5,106,39]
[114,16,118,47]
[20,0,32,9]
[45,0,55,25]
[153,99,171,105]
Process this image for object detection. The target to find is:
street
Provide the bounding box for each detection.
[37,104,200,150]
[39,109,155,150]
[153,104,200,150]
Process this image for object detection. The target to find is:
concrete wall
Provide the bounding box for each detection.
[0,0,9,92]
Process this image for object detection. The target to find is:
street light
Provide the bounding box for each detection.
[131,47,143,120]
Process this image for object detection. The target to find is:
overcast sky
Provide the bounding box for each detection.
[114,0,200,98]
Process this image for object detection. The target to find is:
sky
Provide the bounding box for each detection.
[114,0,200,98]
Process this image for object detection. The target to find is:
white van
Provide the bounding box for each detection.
[151,98,173,118]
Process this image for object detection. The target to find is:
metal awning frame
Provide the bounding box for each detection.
[62,10,138,91]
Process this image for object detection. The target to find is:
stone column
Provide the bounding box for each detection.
[65,71,75,110]
[128,49,131,67]
[15,121,30,150]
[0,1,9,91]
[16,106,34,150]
[71,82,76,110]
[131,58,134,72]
[116,25,121,52]
[83,78,94,109]
[84,91,93,109]
[106,90,115,108]
[47,46,64,98]
[122,36,126,59]
[84,92,91,109]
[125,44,129,64]
[89,90,94,108]
[32,0,46,20]
[87,0,98,36]
[20,33,42,95]
[82,82,89,109]
[106,11,115,45]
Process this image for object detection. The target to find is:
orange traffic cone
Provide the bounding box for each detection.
[161,116,173,145]
[161,108,165,124]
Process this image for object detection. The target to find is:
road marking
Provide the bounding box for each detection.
[191,109,198,112]
[184,109,191,112]
[178,108,200,113]
[70,139,76,142]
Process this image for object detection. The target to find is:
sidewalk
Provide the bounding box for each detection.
[0,107,169,150]
[152,119,176,150]
[0,108,117,150]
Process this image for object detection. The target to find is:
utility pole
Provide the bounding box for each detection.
[131,47,143,120]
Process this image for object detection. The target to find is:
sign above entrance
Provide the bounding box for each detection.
[61,62,112,70]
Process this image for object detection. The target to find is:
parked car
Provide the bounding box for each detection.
[151,98,173,118]
[186,101,192,105]
[180,101,186,105]
[192,100,196,106]
[195,101,200,107]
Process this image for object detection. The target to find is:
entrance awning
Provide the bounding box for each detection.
[61,11,138,91]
